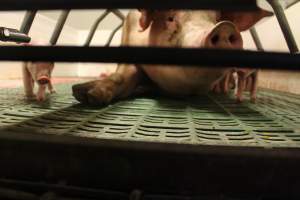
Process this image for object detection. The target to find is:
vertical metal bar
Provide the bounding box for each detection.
[19,10,37,34]
[49,10,70,45]
[267,0,299,53]
[105,22,123,46]
[84,10,111,46]
[250,27,264,51]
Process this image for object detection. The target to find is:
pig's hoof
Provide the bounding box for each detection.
[36,96,46,102]
[250,97,257,103]
[50,89,56,94]
[73,75,122,105]
[72,81,99,104]
[86,86,114,106]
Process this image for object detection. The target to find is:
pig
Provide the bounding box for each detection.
[22,61,55,101]
[72,9,271,105]
[22,41,56,102]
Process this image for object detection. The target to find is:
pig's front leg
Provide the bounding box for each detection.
[236,69,258,103]
[72,64,143,106]
[48,80,56,94]
[22,63,35,99]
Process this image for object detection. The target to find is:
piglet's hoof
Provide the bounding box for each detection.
[36,95,46,102]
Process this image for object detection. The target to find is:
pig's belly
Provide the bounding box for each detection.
[142,65,225,95]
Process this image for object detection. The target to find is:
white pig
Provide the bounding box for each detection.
[72,9,271,105]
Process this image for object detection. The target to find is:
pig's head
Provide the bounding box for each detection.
[27,62,55,85]
[139,9,272,49]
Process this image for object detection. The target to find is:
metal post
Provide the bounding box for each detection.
[105,22,123,46]
[84,10,111,46]
[267,0,299,53]
[19,11,37,34]
[50,10,70,45]
[250,27,264,51]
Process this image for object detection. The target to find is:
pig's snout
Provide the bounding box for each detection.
[204,21,242,49]
[37,76,50,85]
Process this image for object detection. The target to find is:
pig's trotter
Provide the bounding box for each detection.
[72,73,123,105]
[48,81,56,94]
[72,80,101,104]
[87,74,123,105]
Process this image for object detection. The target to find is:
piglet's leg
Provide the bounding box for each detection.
[72,64,143,106]
[48,80,56,94]
[22,63,35,98]
[249,71,258,103]
[37,85,47,101]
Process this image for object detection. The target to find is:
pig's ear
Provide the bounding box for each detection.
[220,9,272,31]
[139,9,155,31]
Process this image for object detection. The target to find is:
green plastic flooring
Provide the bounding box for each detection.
[0,83,300,148]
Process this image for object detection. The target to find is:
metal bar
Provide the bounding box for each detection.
[111,9,125,20]
[19,11,37,34]
[0,46,299,70]
[250,27,264,51]
[267,0,299,53]
[0,0,258,11]
[0,179,127,199]
[105,23,123,46]
[285,0,300,9]
[50,10,70,45]
[84,10,111,46]
[0,187,38,200]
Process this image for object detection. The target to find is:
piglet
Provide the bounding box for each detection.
[22,42,55,101]
[22,61,55,101]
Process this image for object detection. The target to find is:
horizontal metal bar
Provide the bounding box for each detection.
[0,179,128,199]
[0,0,258,10]
[0,46,299,70]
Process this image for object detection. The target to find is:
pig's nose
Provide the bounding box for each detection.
[37,76,50,85]
[205,21,243,49]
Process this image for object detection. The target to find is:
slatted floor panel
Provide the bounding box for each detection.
[0,83,299,148]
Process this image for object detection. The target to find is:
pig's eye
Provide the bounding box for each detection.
[167,17,174,22]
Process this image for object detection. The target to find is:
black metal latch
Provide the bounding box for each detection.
[0,27,31,43]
